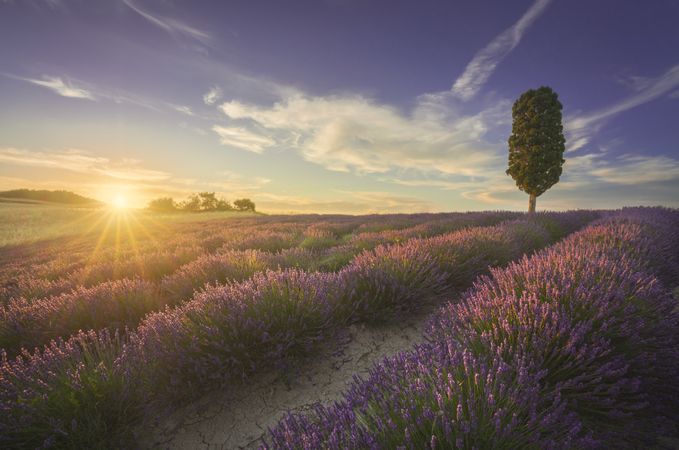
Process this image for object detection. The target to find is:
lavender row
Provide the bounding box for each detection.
[265,207,679,449]
[0,212,594,448]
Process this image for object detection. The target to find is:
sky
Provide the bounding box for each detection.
[0,0,678,213]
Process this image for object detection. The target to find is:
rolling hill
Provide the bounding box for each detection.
[0,189,102,206]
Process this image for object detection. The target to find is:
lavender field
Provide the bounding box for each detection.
[3,0,678,447]
[1,207,678,449]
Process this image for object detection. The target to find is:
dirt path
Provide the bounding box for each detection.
[139,305,437,449]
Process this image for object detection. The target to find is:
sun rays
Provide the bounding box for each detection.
[76,208,158,284]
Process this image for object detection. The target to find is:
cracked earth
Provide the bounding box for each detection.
[138,304,437,450]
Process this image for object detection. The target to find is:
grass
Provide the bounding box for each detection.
[0,202,260,248]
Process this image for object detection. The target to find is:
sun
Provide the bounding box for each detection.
[112,194,128,210]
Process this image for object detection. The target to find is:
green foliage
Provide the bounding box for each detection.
[234,198,256,212]
[149,193,244,213]
[198,192,218,211]
[312,248,359,272]
[147,197,177,212]
[299,235,339,251]
[180,194,201,212]
[507,86,566,210]
[216,199,233,211]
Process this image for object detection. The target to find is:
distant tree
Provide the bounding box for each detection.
[147,197,177,212]
[233,198,256,212]
[507,86,566,213]
[180,194,201,212]
[198,192,218,211]
[171,193,252,213]
[216,198,233,211]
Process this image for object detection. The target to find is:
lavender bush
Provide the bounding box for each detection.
[129,269,343,402]
[159,249,277,304]
[0,329,138,449]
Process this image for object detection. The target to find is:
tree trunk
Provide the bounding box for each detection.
[528,193,537,213]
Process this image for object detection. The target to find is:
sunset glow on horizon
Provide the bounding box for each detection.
[112,194,129,210]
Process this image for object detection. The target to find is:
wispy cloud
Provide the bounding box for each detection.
[0,148,170,181]
[338,190,439,212]
[122,0,211,47]
[569,64,679,128]
[451,0,552,101]
[588,154,679,185]
[178,121,208,135]
[3,72,177,111]
[5,72,218,118]
[209,170,271,191]
[565,64,679,152]
[253,191,437,214]
[379,177,476,191]
[212,125,275,153]
[2,0,66,10]
[170,104,194,116]
[203,86,222,105]
[217,94,506,176]
[9,75,95,100]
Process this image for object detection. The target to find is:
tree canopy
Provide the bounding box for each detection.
[506,86,565,212]
[233,198,256,212]
[146,193,254,213]
[147,197,177,212]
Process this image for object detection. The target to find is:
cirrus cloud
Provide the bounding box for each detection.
[0,148,170,181]
[565,64,679,152]
[11,75,94,100]
[122,0,211,48]
[451,0,553,101]
[211,125,276,153]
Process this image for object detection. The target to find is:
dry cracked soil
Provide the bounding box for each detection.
[139,305,436,450]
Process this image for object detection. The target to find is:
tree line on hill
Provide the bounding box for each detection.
[0,189,101,205]
[147,192,255,213]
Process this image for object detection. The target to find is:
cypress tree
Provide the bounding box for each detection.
[507,86,565,213]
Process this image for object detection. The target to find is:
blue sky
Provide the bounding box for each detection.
[0,0,677,213]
